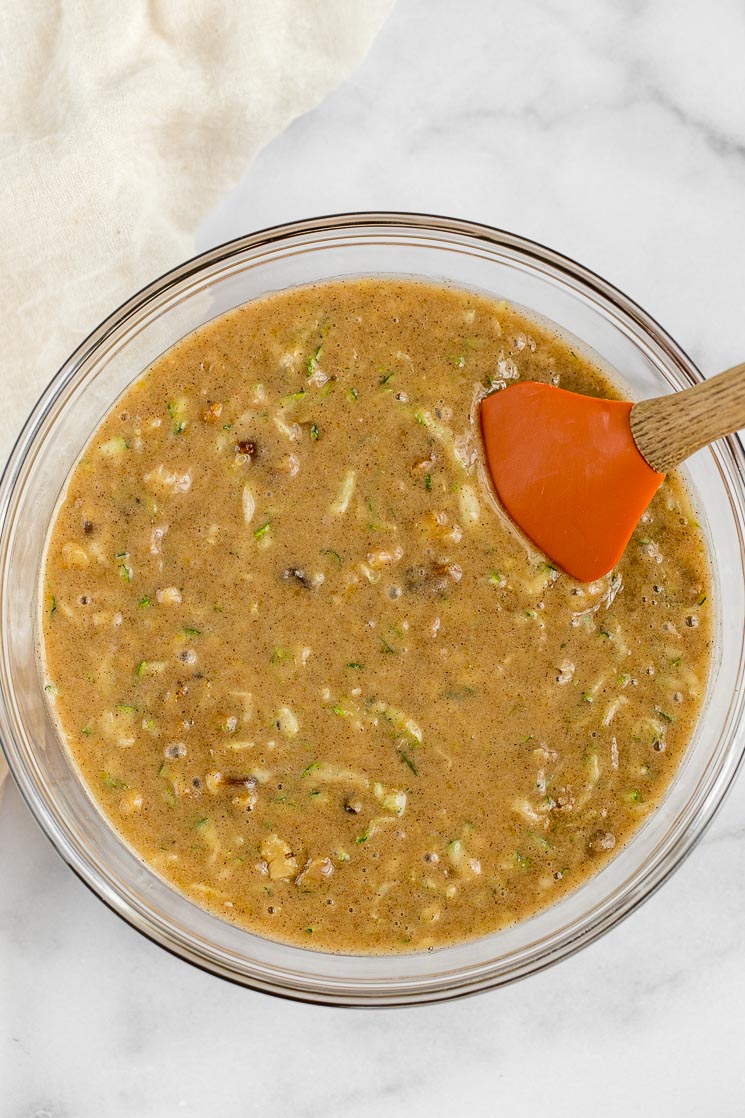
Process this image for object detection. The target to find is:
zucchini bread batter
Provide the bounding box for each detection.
[41,280,712,953]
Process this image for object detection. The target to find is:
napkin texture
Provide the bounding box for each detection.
[0,0,393,792]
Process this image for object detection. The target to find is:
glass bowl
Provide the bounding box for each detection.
[1,213,744,1007]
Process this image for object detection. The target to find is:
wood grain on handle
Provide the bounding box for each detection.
[630,361,745,474]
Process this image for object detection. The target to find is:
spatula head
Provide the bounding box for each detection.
[480,382,665,582]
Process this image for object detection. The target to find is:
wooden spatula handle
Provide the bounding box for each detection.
[630,361,745,474]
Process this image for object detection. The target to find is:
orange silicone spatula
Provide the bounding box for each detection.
[480,362,745,582]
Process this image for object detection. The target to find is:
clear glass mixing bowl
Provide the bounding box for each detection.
[1,213,744,1006]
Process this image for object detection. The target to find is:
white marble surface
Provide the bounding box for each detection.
[3,0,745,1113]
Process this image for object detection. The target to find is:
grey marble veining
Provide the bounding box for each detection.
[3,1,745,1114]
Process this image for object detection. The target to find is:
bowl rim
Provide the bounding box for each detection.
[2,210,745,1007]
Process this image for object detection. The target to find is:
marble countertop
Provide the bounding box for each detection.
[3,1,745,1113]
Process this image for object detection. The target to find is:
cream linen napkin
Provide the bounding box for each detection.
[0,0,394,793]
